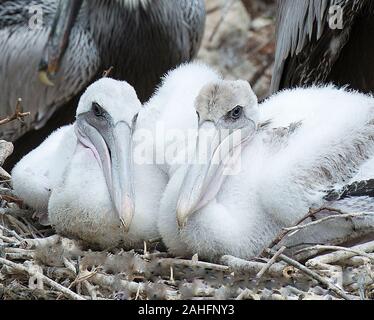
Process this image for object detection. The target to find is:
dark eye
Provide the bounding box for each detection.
[92,102,105,117]
[132,113,139,128]
[228,106,243,120]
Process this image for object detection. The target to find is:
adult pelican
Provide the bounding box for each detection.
[271,0,374,94]
[1,0,206,168]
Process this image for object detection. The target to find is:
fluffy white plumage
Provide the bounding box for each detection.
[136,62,222,176]
[159,85,374,261]
[48,79,146,248]
[12,125,76,216]
[12,63,222,249]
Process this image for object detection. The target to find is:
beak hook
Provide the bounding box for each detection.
[38,71,55,87]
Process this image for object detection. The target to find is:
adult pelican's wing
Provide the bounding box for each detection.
[0,1,100,141]
[270,0,374,94]
[179,0,206,60]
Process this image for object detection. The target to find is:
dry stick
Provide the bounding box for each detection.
[296,245,374,262]
[0,207,32,220]
[0,141,14,165]
[256,246,286,280]
[0,257,85,300]
[158,258,230,273]
[236,288,259,300]
[0,99,30,126]
[5,214,30,236]
[0,168,11,181]
[264,207,358,255]
[91,273,179,300]
[20,234,61,250]
[83,280,98,300]
[102,66,114,78]
[306,240,374,266]
[0,234,19,244]
[220,255,286,276]
[340,254,374,267]
[5,252,35,260]
[263,208,321,254]
[57,270,97,300]
[19,216,44,238]
[0,188,18,198]
[0,195,22,206]
[0,224,24,242]
[265,249,352,300]
[284,212,373,233]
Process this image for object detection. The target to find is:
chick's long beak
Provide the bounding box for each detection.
[38,0,83,86]
[107,122,135,231]
[176,121,255,229]
[75,119,135,232]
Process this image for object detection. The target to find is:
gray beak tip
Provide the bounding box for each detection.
[38,71,55,87]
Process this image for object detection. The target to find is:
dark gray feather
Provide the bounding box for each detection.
[270,0,374,94]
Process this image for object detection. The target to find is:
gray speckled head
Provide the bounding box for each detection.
[195,80,259,128]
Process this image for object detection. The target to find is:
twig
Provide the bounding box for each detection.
[90,273,179,300]
[0,234,19,244]
[256,246,286,280]
[0,257,85,300]
[57,269,97,300]
[0,141,14,166]
[83,280,98,300]
[158,258,230,273]
[5,214,31,236]
[0,224,24,242]
[264,207,365,254]
[20,234,61,250]
[0,167,11,181]
[102,66,114,78]
[306,241,374,266]
[220,255,286,276]
[264,207,323,254]
[266,249,352,300]
[0,99,30,126]
[284,212,373,233]
[236,288,260,300]
[296,245,374,262]
[340,254,374,267]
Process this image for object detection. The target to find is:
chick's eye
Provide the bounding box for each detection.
[229,106,243,120]
[92,102,104,117]
[132,113,139,128]
[196,111,200,121]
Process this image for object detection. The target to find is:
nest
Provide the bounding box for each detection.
[0,1,373,301]
[1,141,373,301]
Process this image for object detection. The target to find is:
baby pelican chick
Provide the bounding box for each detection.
[158,79,259,258]
[12,62,222,250]
[48,78,143,249]
[12,125,76,223]
[159,83,374,261]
